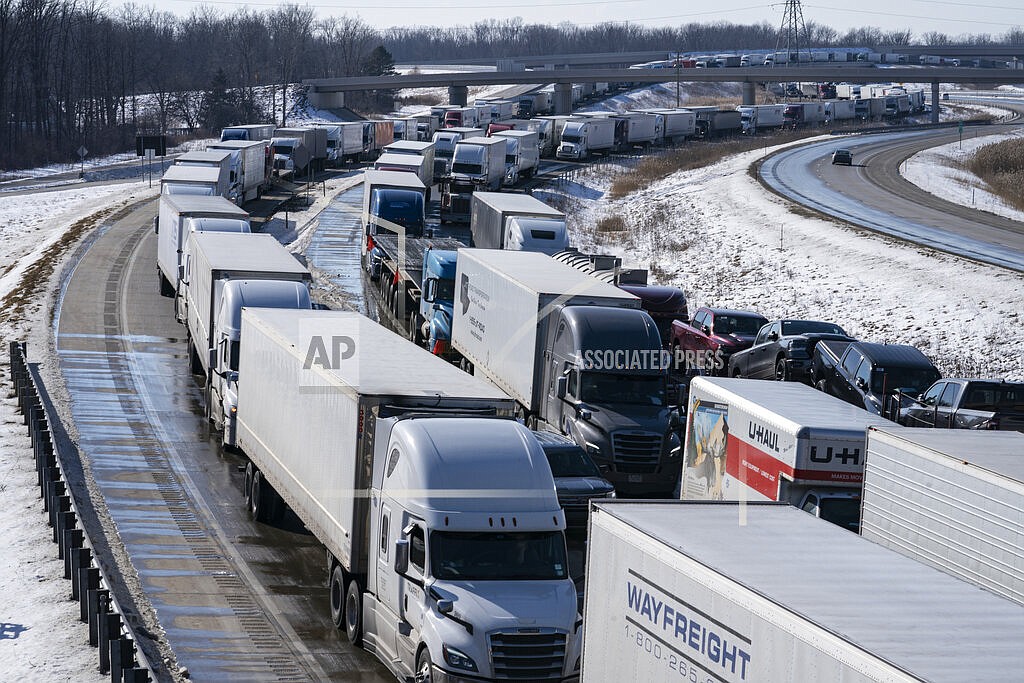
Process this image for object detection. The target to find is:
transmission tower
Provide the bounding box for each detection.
[772,0,812,101]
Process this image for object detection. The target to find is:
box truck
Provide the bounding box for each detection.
[583,501,1024,682]
[492,129,539,183]
[441,137,507,223]
[452,249,682,496]
[431,127,483,180]
[381,140,436,191]
[220,123,275,142]
[156,195,250,297]
[206,140,270,203]
[234,309,582,683]
[557,117,615,160]
[273,126,328,174]
[318,122,363,166]
[736,104,787,133]
[470,192,568,254]
[160,164,232,199]
[862,427,1024,606]
[681,377,893,530]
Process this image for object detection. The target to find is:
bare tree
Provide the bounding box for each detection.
[267,3,314,125]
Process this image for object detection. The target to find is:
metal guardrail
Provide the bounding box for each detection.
[8,341,155,683]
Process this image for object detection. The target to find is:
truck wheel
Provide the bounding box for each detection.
[159,272,175,297]
[415,648,434,683]
[329,564,346,630]
[344,579,363,645]
[250,469,275,523]
[775,358,789,381]
[244,461,254,502]
[408,313,423,345]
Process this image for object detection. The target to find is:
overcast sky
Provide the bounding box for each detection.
[124,0,1022,38]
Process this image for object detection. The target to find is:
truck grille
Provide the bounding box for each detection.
[489,629,566,680]
[612,432,661,473]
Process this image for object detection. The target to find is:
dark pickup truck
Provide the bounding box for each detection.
[669,307,767,376]
[812,340,941,416]
[899,379,1024,431]
[729,319,853,382]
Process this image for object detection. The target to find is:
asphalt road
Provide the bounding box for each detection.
[760,109,1024,272]
[54,196,392,682]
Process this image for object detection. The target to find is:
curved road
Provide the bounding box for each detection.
[760,106,1024,272]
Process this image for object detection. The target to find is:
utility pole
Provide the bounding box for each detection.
[774,0,812,101]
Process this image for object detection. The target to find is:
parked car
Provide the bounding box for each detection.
[899,379,1024,431]
[812,340,941,416]
[831,148,853,165]
[729,319,853,382]
[532,430,615,531]
[669,307,768,376]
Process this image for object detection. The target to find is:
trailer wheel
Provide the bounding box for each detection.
[250,469,278,523]
[408,313,423,345]
[344,579,363,645]
[329,564,346,630]
[244,461,254,503]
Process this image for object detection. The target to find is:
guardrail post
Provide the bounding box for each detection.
[99,611,120,674]
[71,548,92,600]
[124,668,150,683]
[79,566,100,623]
[41,466,60,502]
[110,637,135,683]
[50,491,70,535]
[57,510,76,554]
[64,529,84,579]
[88,587,108,646]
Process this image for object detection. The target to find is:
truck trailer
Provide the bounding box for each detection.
[681,377,893,530]
[440,137,507,223]
[431,127,483,181]
[373,152,434,199]
[452,249,682,496]
[556,117,615,160]
[220,123,275,142]
[583,501,1024,682]
[470,192,568,254]
[234,308,582,683]
[862,426,1024,606]
[273,126,328,174]
[492,129,540,183]
[736,104,786,134]
[206,140,270,203]
[160,164,232,199]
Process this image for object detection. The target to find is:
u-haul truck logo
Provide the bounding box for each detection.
[746,421,779,453]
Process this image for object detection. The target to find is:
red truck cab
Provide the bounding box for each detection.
[670,306,767,376]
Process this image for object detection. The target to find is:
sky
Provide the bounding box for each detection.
[122,0,1023,37]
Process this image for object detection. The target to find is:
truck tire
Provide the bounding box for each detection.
[329,564,346,630]
[408,313,423,345]
[250,469,278,523]
[775,358,789,381]
[243,461,255,503]
[416,648,434,683]
[344,579,363,645]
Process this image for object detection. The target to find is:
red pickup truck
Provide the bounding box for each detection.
[669,306,767,376]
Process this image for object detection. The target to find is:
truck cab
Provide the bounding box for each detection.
[419,249,458,358]
[556,121,587,160]
[368,188,426,238]
[357,417,582,683]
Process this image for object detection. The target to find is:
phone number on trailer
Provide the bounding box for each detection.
[624,622,719,683]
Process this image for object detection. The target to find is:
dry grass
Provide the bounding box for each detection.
[967,137,1024,211]
[595,214,627,232]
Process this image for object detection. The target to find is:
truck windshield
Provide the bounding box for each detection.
[435,148,453,158]
[274,143,294,155]
[431,531,568,581]
[451,162,482,174]
[561,133,581,143]
[781,320,846,336]
[961,383,1024,410]
[221,130,246,141]
[580,373,665,406]
[873,367,941,395]
[546,448,602,478]
[818,498,860,532]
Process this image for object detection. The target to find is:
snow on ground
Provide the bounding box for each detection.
[581,81,743,112]
[903,127,1024,224]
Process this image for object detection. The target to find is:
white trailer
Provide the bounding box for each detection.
[220,124,275,142]
[156,195,250,297]
[470,192,567,253]
[612,113,658,148]
[373,151,433,198]
[175,149,237,201]
[274,126,328,172]
[206,140,269,203]
[557,117,615,160]
[492,129,540,183]
[862,427,1024,606]
[824,99,857,122]
[736,104,786,133]
[681,377,892,530]
[647,109,696,141]
[835,83,860,99]
[584,501,1024,682]
[318,122,363,166]
[430,127,482,180]
[234,309,581,683]
[381,139,436,184]
[160,164,231,199]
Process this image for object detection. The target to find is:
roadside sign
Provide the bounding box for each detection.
[958,121,964,133]
[77,146,88,159]
[136,135,167,157]
[145,149,155,160]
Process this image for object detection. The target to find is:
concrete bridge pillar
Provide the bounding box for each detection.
[931,80,940,123]
[308,89,345,109]
[742,81,756,106]
[554,82,573,115]
[448,85,468,107]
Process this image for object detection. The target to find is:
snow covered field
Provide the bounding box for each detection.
[0,94,1022,679]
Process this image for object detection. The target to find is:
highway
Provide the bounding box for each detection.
[760,108,1024,272]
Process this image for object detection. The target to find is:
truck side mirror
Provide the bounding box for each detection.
[701,325,710,335]
[769,331,779,341]
[556,375,568,399]
[423,278,436,303]
[394,539,410,574]
[436,599,453,615]
[856,377,868,390]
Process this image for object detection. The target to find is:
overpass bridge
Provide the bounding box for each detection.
[306,66,1021,121]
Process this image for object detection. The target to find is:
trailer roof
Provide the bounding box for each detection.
[374,153,426,169]
[161,165,222,183]
[160,195,248,217]
[384,140,435,153]
[461,249,638,302]
[472,192,564,218]
[176,150,232,163]
[870,426,1024,483]
[363,169,426,191]
[596,501,1024,680]
[190,233,309,277]
[245,309,512,399]
[692,377,893,435]
[208,140,267,151]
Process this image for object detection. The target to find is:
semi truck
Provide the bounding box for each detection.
[681,377,892,530]
[452,249,682,496]
[693,108,742,137]
[611,113,658,149]
[156,195,250,297]
[532,116,574,157]
[470,192,568,254]
[782,102,826,127]
[270,135,310,177]
[361,170,427,240]
[556,117,615,160]
[220,124,275,142]
[583,500,1024,682]
[823,99,857,122]
[431,127,482,181]
[373,152,434,199]
[206,140,270,203]
[160,164,232,199]
[855,97,887,120]
[861,426,1024,606]
[637,108,696,142]
[361,120,395,160]
[273,126,328,174]
[234,308,582,682]
[319,122,363,166]
[174,150,237,202]
[736,104,786,134]
[492,129,540,184]
[440,137,507,223]
[443,107,479,129]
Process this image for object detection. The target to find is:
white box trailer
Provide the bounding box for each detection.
[470,191,567,253]
[584,501,1024,682]
[373,151,433,196]
[234,309,581,683]
[318,122,363,165]
[160,164,231,199]
[862,427,1024,606]
[736,104,787,133]
[612,112,658,147]
[381,140,436,183]
[492,129,540,182]
[207,140,269,203]
[824,99,857,121]
[181,232,311,375]
[681,377,893,529]
[648,108,696,140]
[156,195,250,297]
[274,126,328,171]
[220,123,275,142]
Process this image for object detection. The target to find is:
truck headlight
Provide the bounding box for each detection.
[442,644,478,672]
[584,441,601,456]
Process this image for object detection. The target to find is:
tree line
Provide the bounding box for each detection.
[0,0,1020,171]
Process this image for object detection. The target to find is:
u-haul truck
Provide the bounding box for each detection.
[680,377,892,530]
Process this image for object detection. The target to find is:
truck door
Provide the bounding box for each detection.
[935,383,960,428]
[396,520,427,668]
[904,382,944,427]
[836,349,864,403]
[373,501,399,661]
[749,323,779,378]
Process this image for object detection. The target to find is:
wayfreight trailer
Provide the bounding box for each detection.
[234,309,582,683]
[681,377,892,529]
[861,426,1024,606]
[583,501,1024,682]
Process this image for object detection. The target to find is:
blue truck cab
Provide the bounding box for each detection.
[419,249,458,358]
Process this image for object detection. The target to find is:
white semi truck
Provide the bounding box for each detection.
[155,194,250,297]
[556,118,615,160]
[234,308,582,683]
[583,500,1024,681]
[160,164,233,199]
[862,426,1024,606]
[681,377,892,530]
[492,129,540,184]
[441,137,507,223]
[469,192,568,254]
[206,140,270,203]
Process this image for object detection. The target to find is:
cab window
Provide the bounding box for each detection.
[938,383,959,408]
[854,359,872,389]
[409,526,425,575]
[920,382,944,405]
[841,350,863,376]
